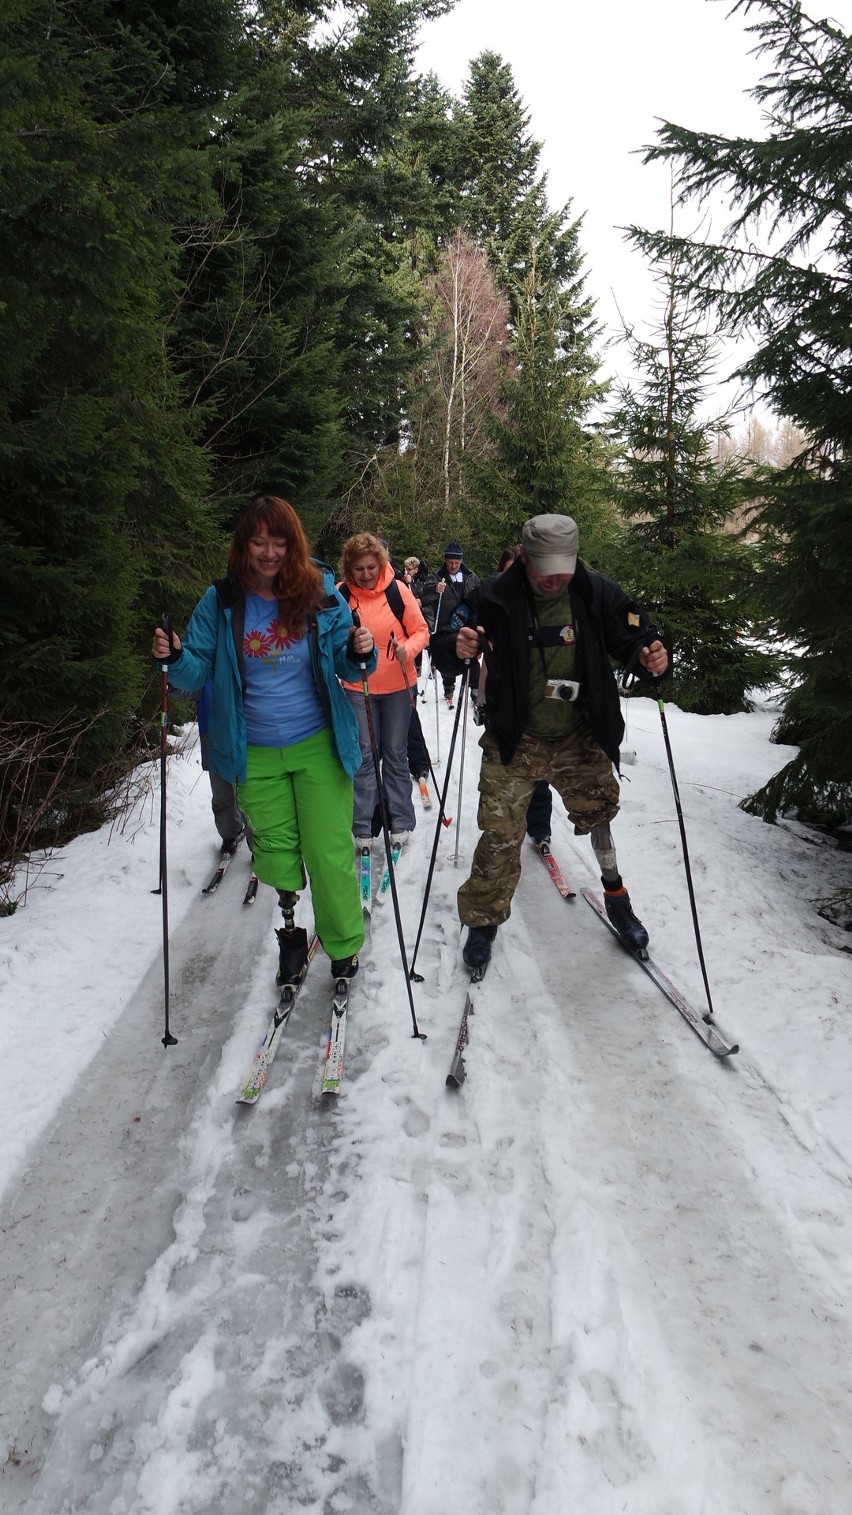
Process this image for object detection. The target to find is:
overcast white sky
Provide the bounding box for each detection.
[417,0,852,407]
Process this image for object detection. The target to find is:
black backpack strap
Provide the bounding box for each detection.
[384,577,409,636]
[338,578,409,636]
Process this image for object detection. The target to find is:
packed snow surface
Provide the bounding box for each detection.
[1,682,851,1514]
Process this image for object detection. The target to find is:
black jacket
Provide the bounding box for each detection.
[431,557,661,767]
[419,562,480,634]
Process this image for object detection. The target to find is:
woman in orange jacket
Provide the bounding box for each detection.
[339,533,430,847]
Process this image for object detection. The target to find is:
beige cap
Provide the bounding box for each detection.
[521,514,579,575]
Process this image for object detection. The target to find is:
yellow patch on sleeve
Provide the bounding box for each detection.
[627,611,640,627]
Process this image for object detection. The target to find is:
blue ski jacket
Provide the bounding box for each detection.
[165,565,377,784]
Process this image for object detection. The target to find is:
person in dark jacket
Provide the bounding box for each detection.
[488,545,552,846]
[432,513,668,970]
[420,541,480,706]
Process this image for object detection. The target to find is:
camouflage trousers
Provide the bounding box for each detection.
[457,726,620,927]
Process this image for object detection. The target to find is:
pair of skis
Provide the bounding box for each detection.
[359,841,403,920]
[202,847,258,905]
[235,941,354,1104]
[447,842,739,1087]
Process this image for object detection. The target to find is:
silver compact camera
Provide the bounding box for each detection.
[545,678,580,703]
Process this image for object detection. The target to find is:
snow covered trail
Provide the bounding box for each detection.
[0,879,271,1501]
[2,698,852,1514]
[330,843,852,1515]
[0,879,407,1514]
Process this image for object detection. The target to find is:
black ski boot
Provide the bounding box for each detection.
[276,928,309,987]
[462,923,498,969]
[276,890,308,986]
[330,954,359,981]
[603,888,649,953]
[221,825,246,856]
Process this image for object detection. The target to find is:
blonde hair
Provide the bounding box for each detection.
[339,532,389,583]
[404,556,420,572]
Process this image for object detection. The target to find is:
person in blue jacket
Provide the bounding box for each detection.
[152,495,376,983]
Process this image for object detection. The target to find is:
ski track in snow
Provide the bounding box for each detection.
[1,697,852,1513]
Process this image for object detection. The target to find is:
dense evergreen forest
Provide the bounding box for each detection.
[2,0,851,900]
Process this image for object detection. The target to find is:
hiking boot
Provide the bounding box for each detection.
[354,835,372,851]
[531,834,551,849]
[330,954,359,981]
[390,831,410,849]
[462,923,498,968]
[603,888,649,952]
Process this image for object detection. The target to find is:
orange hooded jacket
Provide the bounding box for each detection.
[339,562,430,696]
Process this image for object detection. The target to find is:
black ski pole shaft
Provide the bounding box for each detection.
[433,585,445,763]
[656,690,716,1023]
[152,612,178,1047]
[408,663,470,980]
[452,661,472,867]
[352,616,425,1040]
[395,642,452,833]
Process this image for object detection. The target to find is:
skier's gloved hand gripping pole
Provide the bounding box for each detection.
[152,612,178,1048]
[351,612,425,1041]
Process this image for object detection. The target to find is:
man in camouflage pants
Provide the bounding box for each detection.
[432,514,669,970]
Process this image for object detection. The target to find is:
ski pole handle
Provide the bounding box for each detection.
[160,611,175,672]
[350,608,367,670]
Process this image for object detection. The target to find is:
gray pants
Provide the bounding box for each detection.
[347,687,416,835]
[201,732,250,847]
[209,769,249,846]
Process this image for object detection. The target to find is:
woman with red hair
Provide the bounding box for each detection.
[153,496,377,983]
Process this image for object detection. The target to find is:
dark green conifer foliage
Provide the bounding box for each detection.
[0,0,233,791]
[277,0,455,545]
[453,52,541,272]
[170,43,345,540]
[628,0,852,820]
[607,254,779,715]
[467,249,614,565]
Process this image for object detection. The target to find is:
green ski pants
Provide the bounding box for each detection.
[238,727,364,960]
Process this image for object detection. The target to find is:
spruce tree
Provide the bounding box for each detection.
[629,0,852,822]
[447,53,612,566]
[0,0,230,796]
[607,251,779,714]
[467,247,614,566]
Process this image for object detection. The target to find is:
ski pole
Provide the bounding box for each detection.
[452,660,473,867]
[433,584,445,764]
[408,663,470,981]
[151,612,178,1048]
[352,614,426,1041]
[653,688,717,1023]
[393,636,452,832]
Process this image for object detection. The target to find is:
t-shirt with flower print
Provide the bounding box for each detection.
[242,593,327,747]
